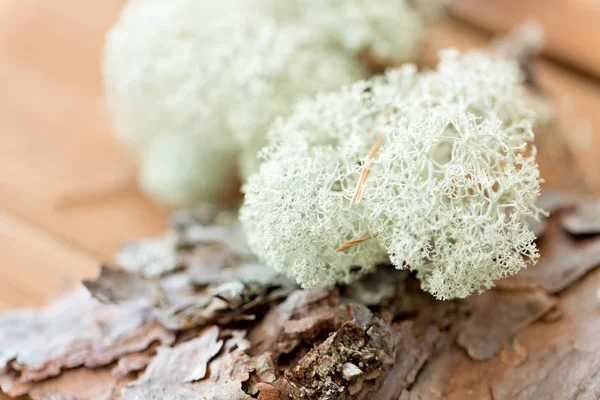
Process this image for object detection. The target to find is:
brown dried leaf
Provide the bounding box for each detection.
[457,288,556,360]
[0,288,174,396]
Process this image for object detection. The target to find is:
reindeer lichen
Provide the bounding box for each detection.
[240,50,543,299]
[103,0,438,206]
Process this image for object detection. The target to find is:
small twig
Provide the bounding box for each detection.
[335,233,379,253]
[349,131,383,208]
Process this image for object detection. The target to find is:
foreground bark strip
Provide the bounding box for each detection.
[1,199,600,399]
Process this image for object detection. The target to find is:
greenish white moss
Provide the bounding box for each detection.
[241,50,543,300]
[103,0,438,206]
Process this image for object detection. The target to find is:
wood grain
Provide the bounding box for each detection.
[451,0,600,78]
[0,0,167,311]
[0,0,167,263]
[0,211,98,311]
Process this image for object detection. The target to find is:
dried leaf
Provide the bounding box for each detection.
[457,288,556,360]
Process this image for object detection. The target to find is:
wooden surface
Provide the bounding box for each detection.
[0,1,599,312]
[0,0,167,312]
[451,0,600,78]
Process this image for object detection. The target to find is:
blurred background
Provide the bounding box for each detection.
[0,0,599,311]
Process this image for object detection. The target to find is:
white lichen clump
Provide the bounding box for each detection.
[103,0,438,206]
[241,50,543,300]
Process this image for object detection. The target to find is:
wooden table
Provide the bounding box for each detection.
[0,0,599,311]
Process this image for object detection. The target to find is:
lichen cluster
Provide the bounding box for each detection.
[241,50,543,300]
[104,0,438,206]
